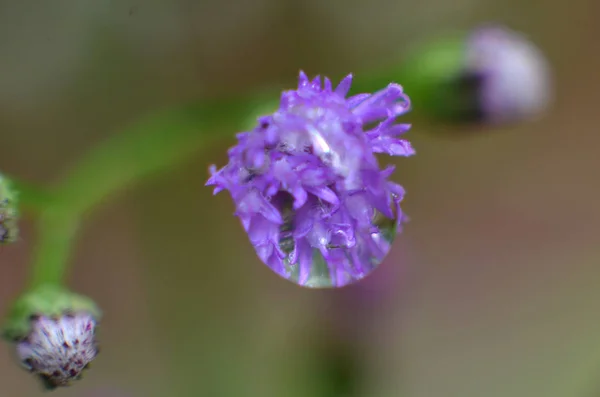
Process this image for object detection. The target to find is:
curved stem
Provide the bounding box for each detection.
[55,94,268,216]
[9,178,55,213]
[28,207,80,288]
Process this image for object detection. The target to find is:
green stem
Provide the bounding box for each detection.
[55,94,268,216]
[9,178,55,213]
[28,208,80,288]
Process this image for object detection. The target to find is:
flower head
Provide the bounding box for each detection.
[207,72,414,288]
[17,312,98,390]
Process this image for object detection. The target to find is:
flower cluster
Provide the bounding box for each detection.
[207,72,414,287]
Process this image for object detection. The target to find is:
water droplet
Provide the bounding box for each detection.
[276,205,397,288]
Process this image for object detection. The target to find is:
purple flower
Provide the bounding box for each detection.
[207,72,414,288]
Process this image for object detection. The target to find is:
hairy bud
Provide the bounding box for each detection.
[17,312,98,389]
[2,285,102,389]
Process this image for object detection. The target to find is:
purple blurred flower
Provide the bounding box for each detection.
[207,72,414,287]
[400,25,551,125]
[465,25,552,123]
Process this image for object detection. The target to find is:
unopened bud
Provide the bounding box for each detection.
[17,312,98,389]
[401,25,552,124]
[2,285,101,390]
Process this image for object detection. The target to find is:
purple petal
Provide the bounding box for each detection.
[306,186,339,206]
[335,74,353,97]
[310,75,322,90]
[323,77,333,92]
[298,71,309,87]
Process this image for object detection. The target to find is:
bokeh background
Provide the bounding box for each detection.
[1,0,599,396]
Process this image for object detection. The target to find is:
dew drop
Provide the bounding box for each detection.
[275,205,397,288]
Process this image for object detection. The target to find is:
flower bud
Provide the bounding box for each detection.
[0,173,19,244]
[17,312,98,389]
[2,285,101,389]
[401,25,552,124]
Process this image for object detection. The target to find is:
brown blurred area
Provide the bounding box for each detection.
[1,0,600,396]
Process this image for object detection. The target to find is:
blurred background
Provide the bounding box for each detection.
[1,0,599,396]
